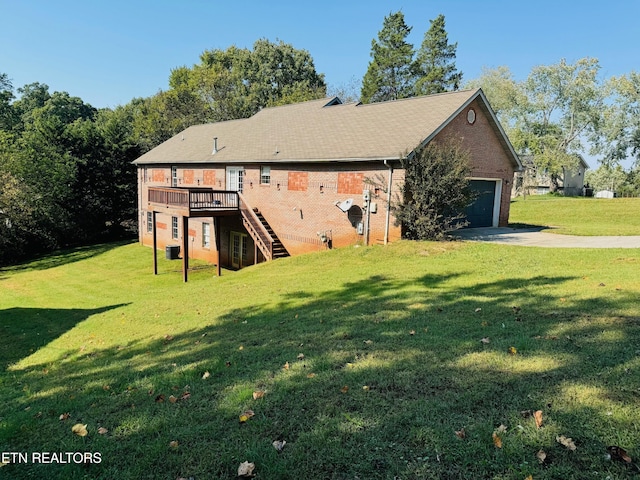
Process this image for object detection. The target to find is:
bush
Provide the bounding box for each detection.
[394,140,473,240]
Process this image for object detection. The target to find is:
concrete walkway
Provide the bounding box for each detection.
[452,227,640,248]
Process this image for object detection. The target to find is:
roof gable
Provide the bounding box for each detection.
[134,89,521,169]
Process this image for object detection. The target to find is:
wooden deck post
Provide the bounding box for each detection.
[214,217,221,277]
[152,211,158,275]
[182,216,189,283]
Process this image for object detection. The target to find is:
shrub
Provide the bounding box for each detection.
[394,140,473,240]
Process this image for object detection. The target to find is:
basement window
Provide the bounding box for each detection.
[260,166,271,185]
[203,222,211,248]
[146,212,153,233]
[172,216,179,239]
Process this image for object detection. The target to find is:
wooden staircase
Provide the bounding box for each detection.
[237,192,289,262]
[253,209,290,259]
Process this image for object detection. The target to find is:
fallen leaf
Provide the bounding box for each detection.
[537,449,547,464]
[340,385,349,394]
[97,427,108,435]
[512,306,521,313]
[496,424,507,433]
[180,392,191,401]
[202,371,210,380]
[272,440,286,451]
[169,440,178,449]
[525,476,533,480]
[283,361,290,370]
[239,345,244,350]
[455,428,465,439]
[607,445,632,463]
[475,308,482,313]
[253,391,265,400]
[164,334,174,342]
[508,346,517,355]
[155,394,165,403]
[238,461,255,477]
[306,373,316,378]
[520,410,532,418]
[534,410,543,429]
[59,413,70,421]
[72,424,88,437]
[297,353,305,360]
[362,385,370,391]
[556,435,577,451]
[492,432,502,448]
[239,409,255,423]
[409,330,416,335]
[168,395,177,404]
[102,385,110,391]
[481,337,490,344]
[225,361,231,367]
[364,340,373,345]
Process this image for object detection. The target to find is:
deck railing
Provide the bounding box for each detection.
[148,187,239,212]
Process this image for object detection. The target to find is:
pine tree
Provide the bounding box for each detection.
[413,14,462,96]
[360,11,414,103]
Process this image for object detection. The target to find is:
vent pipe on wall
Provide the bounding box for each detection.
[212,137,218,154]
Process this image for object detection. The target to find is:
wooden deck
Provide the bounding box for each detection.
[147,187,240,217]
[146,187,279,282]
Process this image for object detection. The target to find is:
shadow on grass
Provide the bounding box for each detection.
[0,240,135,278]
[0,304,130,367]
[1,272,639,479]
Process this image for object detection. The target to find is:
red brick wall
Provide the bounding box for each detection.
[138,102,516,263]
[434,98,516,226]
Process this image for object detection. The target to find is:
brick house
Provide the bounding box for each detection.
[133,88,521,280]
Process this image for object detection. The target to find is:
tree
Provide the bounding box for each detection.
[599,72,640,166]
[472,59,606,192]
[132,39,327,148]
[585,163,629,194]
[464,66,525,128]
[413,14,462,95]
[517,58,606,191]
[394,139,473,240]
[361,11,414,103]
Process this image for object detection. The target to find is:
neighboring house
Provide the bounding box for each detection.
[513,155,589,196]
[133,88,521,280]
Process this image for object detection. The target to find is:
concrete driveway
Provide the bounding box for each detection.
[452,227,640,248]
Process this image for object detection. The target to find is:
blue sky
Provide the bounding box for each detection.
[2,0,638,111]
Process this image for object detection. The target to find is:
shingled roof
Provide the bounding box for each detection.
[133,88,520,167]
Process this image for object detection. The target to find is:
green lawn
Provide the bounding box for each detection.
[1,240,639,479]
[509,196,640,235]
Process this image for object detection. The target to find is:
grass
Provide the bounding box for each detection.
[1,238,639,479]
[509,196,640,235]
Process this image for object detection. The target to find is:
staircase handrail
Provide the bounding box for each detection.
[237,192,274,261]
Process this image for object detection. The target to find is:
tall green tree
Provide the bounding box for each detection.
[413,14,462,95]
[517,58,605,191]
[469,59,606,192]
[361,11,414,103]
[599,72,640,166]
[133,39,326,148]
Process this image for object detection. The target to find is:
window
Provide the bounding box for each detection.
[146,212,153,233]
[203,223,211,248]
[171,166,178,187]
[172,216,179,239]
[260,165,271,185]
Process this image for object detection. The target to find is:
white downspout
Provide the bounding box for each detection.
[383,159,393,245]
